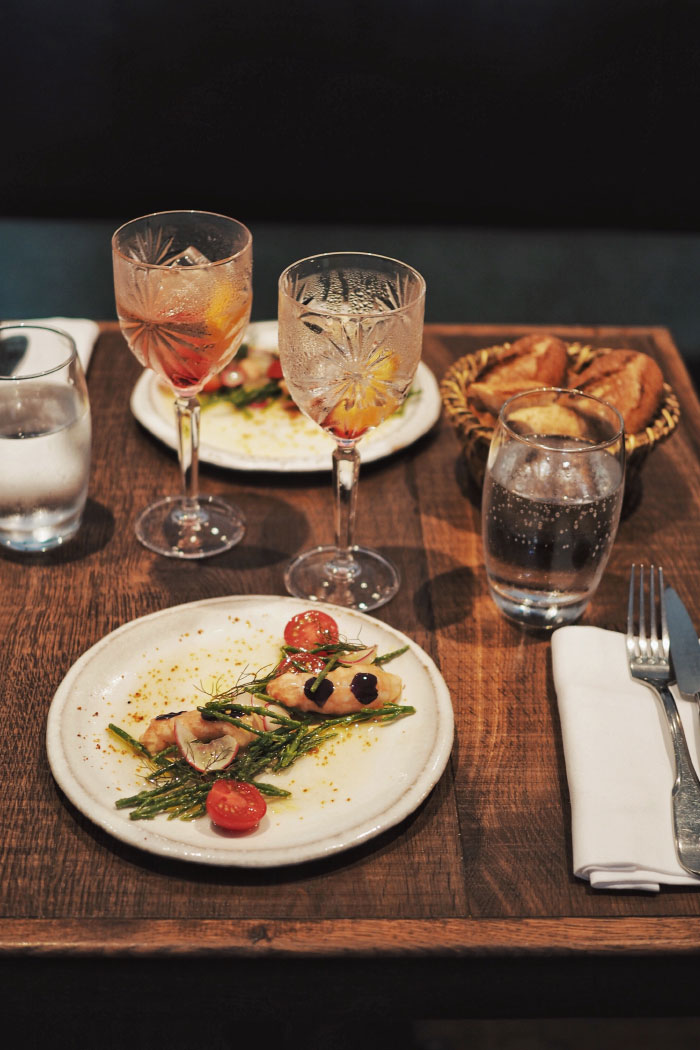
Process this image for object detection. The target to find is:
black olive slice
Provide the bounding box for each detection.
[304,677,334,707]
[350,672,378,705]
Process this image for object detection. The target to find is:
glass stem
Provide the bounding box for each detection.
[332,442,360,573]
[174,395,201,514]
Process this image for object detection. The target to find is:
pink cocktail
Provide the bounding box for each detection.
[112,210,252,558]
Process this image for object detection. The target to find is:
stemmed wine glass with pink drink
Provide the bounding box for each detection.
[277,252,426,610]
[112,210,252,558]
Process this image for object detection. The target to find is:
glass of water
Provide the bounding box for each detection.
[0,325,91,552]
[481,387,625,629]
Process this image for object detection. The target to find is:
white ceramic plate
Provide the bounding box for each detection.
[46,595,453,867]
[130,320,441,472]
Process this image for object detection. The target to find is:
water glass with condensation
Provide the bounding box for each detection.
[481,387,625,629]
[0,325,91,552]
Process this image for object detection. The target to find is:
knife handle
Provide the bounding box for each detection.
[656,683,700,876]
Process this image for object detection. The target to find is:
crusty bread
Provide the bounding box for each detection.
[571,349,664,433]
[467,334,568,421]
[507,403,588,440]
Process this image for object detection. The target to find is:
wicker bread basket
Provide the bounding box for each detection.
[440,341,681,492]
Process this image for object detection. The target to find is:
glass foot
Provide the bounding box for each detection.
[284,544,400,611]
[135,495,245,559]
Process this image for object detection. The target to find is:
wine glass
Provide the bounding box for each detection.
[277,252,426,610]
[112,210,252,558]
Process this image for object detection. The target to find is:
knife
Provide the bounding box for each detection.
[666,587,700,698]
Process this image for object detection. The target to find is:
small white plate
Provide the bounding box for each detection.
[130,321,441,472]
[46,595,453,867]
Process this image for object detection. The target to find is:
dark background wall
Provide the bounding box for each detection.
[4,0,699,230]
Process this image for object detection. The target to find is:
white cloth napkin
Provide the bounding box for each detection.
[552,625,700,891]
[7,317,99,372]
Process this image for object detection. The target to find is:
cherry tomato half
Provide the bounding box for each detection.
[201,374,223,393]
[275,651,328,676]
[267,359,284,380]
[206,780,267,831]
[283,610,339,651]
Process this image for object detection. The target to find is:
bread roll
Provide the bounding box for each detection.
[507,403,587,440]
[467,334,568,420]
[572,349,664,433]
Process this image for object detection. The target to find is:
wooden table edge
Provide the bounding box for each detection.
[4,918,700,957]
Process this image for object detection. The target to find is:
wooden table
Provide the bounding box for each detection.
[3,324,700,1044]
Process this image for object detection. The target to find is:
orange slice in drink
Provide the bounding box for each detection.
[205,282,236,339]
[204,282,250,366]
[323,348,402,440]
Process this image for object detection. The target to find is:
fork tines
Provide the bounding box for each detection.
[627,563,670,667]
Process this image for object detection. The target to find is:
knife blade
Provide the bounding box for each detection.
[666,587,700,696]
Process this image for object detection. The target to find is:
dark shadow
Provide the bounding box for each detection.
[621,468,643,518]
[414,564,478,631]
[455,453,483,511]
[0,498,114,564]
[220,489,312,567]
[146,492,310,592]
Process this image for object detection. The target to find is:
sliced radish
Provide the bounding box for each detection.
[174,720,239,773]
[234,692,259,709]
[262,702,289,731]
[338,645,377,666]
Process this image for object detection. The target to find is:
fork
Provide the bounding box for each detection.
[627,564,700,875]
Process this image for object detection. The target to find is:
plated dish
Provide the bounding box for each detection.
[130,320,441,472]
[46,595,453,867]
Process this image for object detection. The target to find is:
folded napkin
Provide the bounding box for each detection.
[6,317,99,372]
[552,625,700,891]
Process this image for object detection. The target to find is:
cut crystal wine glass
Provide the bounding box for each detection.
[277,252,425,610]
[112,210,252,558]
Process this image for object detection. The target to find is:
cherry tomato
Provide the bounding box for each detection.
[267,359,284,380]
[283,610,339,651]
[201,374,223,393]
[275,651,328,676]
[206,780,267,831]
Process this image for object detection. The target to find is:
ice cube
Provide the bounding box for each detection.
[164,246,211,267]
